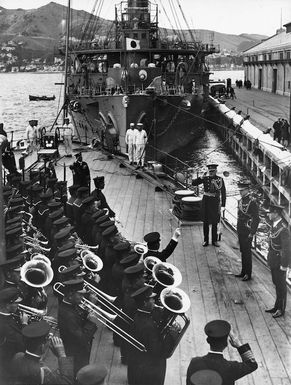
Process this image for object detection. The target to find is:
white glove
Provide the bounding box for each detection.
[172,228,181,242]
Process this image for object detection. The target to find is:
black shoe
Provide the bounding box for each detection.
[241,274,251,281]
[265,308,277,313]
[203,241,209,247]
[212,242,220,247]
[234,273,244,278]
[272,310,284,318]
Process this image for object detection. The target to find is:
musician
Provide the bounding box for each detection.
[186,320,258,385]
[12,320,74,385]
[0,255,24,290]
[191,164,226,247]
[143,228,181,262]
[112,241,131,297]
[69,152,90,188]
[127,286,168,385]
[66,184,80,224]
[19,180,32,209]
[80,196,99,244]
[234,180,260,281]
[265,204,291,318]
[91,176,115,218]
[0,287,27,383]
[76,364,108,385]
[37,191,53,233]
[55,180,68,206]
[73,186,90,232]
[58,278,97,374]
[90,209,107,245]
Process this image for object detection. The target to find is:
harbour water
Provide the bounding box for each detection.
[0,70,247,228]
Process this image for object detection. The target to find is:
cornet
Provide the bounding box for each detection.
[17,304,58,328]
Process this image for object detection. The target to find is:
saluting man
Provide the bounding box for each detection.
[192,164,226,247]
[235,180,260,281]
[265,204,291,318]
[70,152,90,188]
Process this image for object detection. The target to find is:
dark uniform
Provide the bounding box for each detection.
[266,204,291,317]
[91,176,115,217]
[58,279,97,375]
[80,196,98,244]
[186,320,258,385]
[236,181,260,280]
[127,286,167,385]
[66,184,80,224]
[0,288,25,383]
[12,321,74,385]
[143,231,178,262]
[192,164,226,246]
[70,152,90,188]
[76,364,107,385]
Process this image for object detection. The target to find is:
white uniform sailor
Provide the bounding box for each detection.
[125,122,137,165]
[63,117,74,157]
[134,123,147,169]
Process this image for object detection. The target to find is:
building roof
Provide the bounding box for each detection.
[244,28,291,55]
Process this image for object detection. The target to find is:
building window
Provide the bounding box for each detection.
[279,51,284,60]
[288,81,291,90]
[133,33,138,39]
[268,54,272,60]
[287,51,291,60]
[142,33,146,39]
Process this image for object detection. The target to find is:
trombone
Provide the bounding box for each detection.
[83,280,133,324]
[53,282,146,352]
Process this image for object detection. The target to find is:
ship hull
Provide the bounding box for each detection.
[69,92,206,159]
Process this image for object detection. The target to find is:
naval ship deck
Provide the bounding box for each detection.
[21,144,290,385]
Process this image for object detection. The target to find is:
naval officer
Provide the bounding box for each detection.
[235,180,260,281]
[186,320,258,385]
[265,204,291,318]
[191,164,226,246]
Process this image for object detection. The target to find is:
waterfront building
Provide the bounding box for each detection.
[243,22,291,96]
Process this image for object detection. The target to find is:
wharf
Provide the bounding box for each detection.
[224,88,290,133]
[26,145,291,385]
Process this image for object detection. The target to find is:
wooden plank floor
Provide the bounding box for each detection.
[18,145,291,385]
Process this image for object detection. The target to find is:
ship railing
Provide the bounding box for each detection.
[74,86,187,98]
[146,144,196,190]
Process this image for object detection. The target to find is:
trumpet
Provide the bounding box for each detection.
[23,240,51,254]
[53,282,146,352]
[17,304,58,328]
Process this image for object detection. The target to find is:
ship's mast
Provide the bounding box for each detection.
[63,0,71,122]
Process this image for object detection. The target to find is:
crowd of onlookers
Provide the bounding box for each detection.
[272,118,290,147]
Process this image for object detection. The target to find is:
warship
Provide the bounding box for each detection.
[65,0,217,159]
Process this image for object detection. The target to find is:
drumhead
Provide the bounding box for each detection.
[174,190,194,196]
[182,196,202,202]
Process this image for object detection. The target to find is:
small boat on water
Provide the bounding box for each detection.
[29,95,56,101]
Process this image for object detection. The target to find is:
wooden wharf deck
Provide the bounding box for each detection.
[32,144,291,385]
[224,87,290,134]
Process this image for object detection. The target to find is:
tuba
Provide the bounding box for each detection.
[80,250,103,272]
[152,262,182,294]
[159,287,191,358]
[144,256,161,284]
[20,260,54,288]
[31,254,51,266]
[134,243,148,258]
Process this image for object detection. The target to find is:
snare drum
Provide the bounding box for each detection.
[181,196,202,221]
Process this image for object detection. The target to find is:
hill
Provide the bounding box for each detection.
[0,2,268,56]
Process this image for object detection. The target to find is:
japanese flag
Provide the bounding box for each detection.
[126,38,140,50]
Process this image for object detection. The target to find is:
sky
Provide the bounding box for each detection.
[0,0,291,36]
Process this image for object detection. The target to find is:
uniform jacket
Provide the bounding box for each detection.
[186,346,258,385]
[125,129,137,145]
[91,189,115,217]
[0,313,25,378]
[267,219,291,269]
[58,301,97,374]
[70,161,90,187]
[192,175,226,224]
[12,352,74,385]
[237,196,260,235]
[143,239,178,262]
[127,309,167,385]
